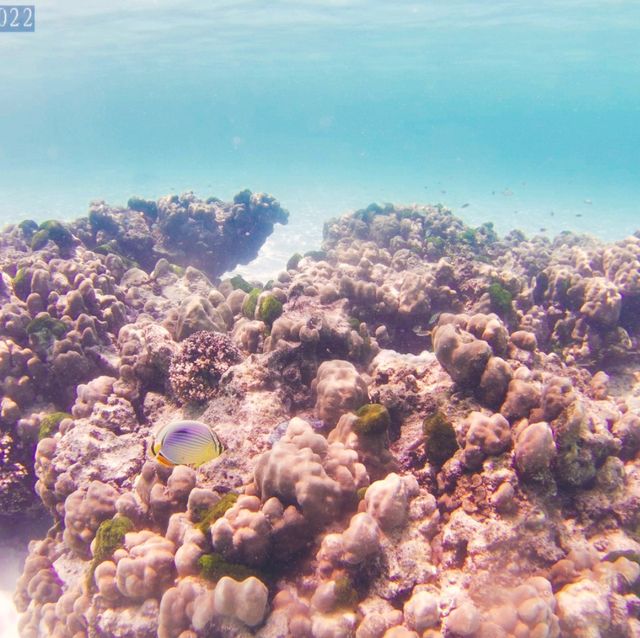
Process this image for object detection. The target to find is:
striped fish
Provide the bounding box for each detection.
[149,420,225,468]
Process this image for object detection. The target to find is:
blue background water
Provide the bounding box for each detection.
[1,0,639,278]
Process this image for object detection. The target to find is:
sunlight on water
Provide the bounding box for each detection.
[1,1,639,265]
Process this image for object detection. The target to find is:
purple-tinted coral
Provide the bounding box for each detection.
[169,330,242,403]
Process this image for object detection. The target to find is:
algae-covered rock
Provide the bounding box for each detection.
[38,220,75,250]
[229,275,254,293]
[304,249,328,261]
[38,411,72,441]
[422,410,458,466]
[286,252,303,271]
[127,196,158,219]
[18,219,38,239]
[30,229,50,251]
[488,281,513,316]
[242,288,261,319]
[194,492,239,535]
[198,552,257,582]
[89,208,120,235]
[257,293,283,325]
[26,314,68,348]
[354,403,391,436]
[11,267,32,299]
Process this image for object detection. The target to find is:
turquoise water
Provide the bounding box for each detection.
[1,0,639,277]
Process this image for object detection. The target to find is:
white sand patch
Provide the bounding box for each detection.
[0,589,18,638]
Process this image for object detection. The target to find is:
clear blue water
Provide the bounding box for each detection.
[1,0,639,278]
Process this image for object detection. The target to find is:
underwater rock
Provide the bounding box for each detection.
[71,191,289,281]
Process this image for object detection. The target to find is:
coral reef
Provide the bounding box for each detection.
[72,190,288,278]
[5,200,640,638]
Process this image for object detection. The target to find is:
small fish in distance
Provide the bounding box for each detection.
[149,420,225,467]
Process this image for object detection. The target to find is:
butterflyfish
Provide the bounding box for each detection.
[150,420,224,467]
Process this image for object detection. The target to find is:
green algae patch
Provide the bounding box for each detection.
[12,268,31,299]
[354,404,390,436]
[460,228,477,246]
[30,230,50,251]
[39,220,74,249]
[198,552,257,583]
[93,516,134,563]
[488,281,513,316]
[94,243,118,256]
[94,243,139,270]
[257,294,283,325]
[86,515,134,588]
[230,275,253,293]
[27,315,68,342]
[286,253,303,271]
[357,486,368,501]
[169,263,186,277]
[193,492,239,535]
[38,412,72,441]
[303,250,327,262]
[18,220,38,239]
[603,549,640,565]
[423,410,459,466]
[334,575,358,609]
[242,288,261,319]
[478,221,498,243]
